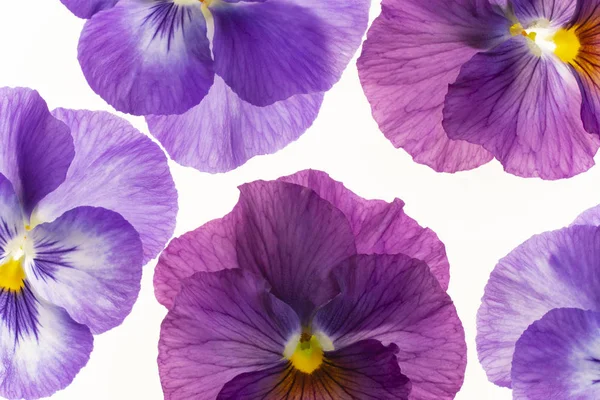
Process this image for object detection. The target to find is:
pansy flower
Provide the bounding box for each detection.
[0,87,177,399]
[478,204,600,398]
[359,0,600,180]
[155,170,466,399]
[60,0,370,173]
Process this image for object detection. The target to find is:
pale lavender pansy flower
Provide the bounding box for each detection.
[0,87,177,399]
[478,204,600,398]
[60,0,370,173]
[155,170,466,400]
[359,0,600,180]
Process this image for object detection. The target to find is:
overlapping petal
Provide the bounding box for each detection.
[35,109,177,263]
[314,254,466,400]
[217,340,411,400]
[0,286,93,399]
[60,0,119,19]
[443,36,600,179]
[147,77,324,173]
[280,169,450,289]
[235,180,356,323]
[211,0,369,106]
[0,88,74,215]
[78,0,214,115]
[154,211,238,309]
[154,179,358,311]
[158,269,300,400]
[477,225,600,387]
[513,0,576,28]
[154,175,360,310]
[357,0,511,172]
[26,206,143,335]
[567,1,600,134]
[512,308,600,400]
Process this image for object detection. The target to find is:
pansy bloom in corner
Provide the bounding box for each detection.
[60,0,370,173]
[154,170,466,399]
[0,87,177,399]
[359,0,600,180]
[478,204,600,399]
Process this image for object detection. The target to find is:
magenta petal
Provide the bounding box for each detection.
[27,206,143,334]
[280,169,450,289]
[217,340,411,400]
[512,308,600,400]
[155,179,357,312]
[35,109,177,264]
[357,0,511,172]
[78,0,214,115]
[314,254,466,400]
[477,225,600,387]
[158,269,300,400]
[60,0,118,18]
[154,211,238,309]
[235,180,356,323]
[147,76,324,173]
[0,88,74,215]
[443,37,600,179]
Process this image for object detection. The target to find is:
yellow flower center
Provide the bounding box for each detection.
[553,28,581,64]
[288,333,324,374]
[0,255,26,292]
[510,22,581,64]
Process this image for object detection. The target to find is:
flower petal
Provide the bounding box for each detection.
[217,340,411,400]
[60,0,118,18]
[512,0,576,28]
[158,269,300,400]
[147,76,324,173]
[357,0,511,172]
[0,174,25,250]
[0,88,74,215]
[154,211,237,309]
[573,204,600,227]
[26,206,143,335]
[154,175,357,311]
[511,308,600,400]
[35,109,177,264]
[0,286,93,399]
[280,169,450,289]
[210,0,368,106]
[443,36,599,179]
[78,0,214,115]
[235,180,356,323]
[477,225,600,387]
[565,1,600,134]
[314,254,466,400]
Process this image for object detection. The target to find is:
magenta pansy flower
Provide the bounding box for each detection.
[478,204,600,398]
[60,0,370,173]
[359,0,600,179]
[155,170,466,400]
[0,87,177,399]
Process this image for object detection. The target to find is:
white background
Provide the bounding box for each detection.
[1,1,598,399]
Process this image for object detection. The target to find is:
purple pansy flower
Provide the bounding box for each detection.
[478,203,600,398]
[155,170,466,400]
[359,0,600,180]
[0,87,177,399]
[60,0,370,173]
